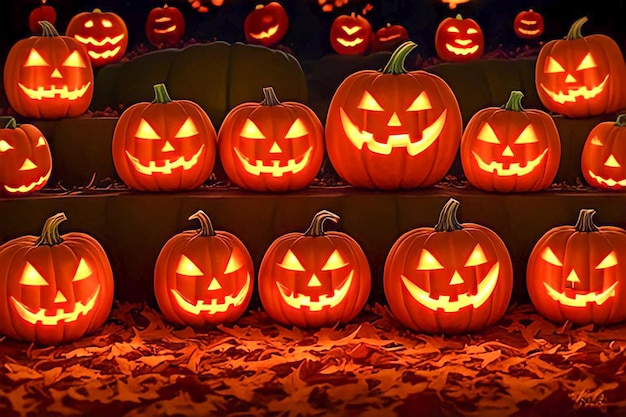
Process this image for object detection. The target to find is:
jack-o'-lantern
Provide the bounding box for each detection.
[442,0,470,9]
[325,41,463,190]
[258,210,371,328]
[112,83,217,192]
[535,17,626,118]
[243,2,289,48]
[330,12,372,55]
[435,14,484,62]
[145,4,186,47]
[3,21,94,120]
[460,91,561,192]
[0,213,114,345]
[371,23,410,52]
[66,8,128,67]
[514,9,544,39]
[218,87,324,192]
[527,209,626,325]
[582,114,626,190]
[29,0,56,35]
[154,210,254,327]
[0,117,52,196]
[384,198,513,334]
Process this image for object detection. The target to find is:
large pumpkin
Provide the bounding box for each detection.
[112,83,217,192]
[513,9,544,39]
[384,198,513,334]
[218,87,324,192]
[329,12,372,56]
[581,114,626,190]
[0,213,114,345]
[154,210,254,327]
[460,91,561,192]
[29,0,56,35]
[243,2,289,48]
[145,4,186,47]
[3,21,94,120]
[435,14,484,62]
[325,41,463,190]
[527,209,626,325]
[258,210,371,328]
[535,17,626,118]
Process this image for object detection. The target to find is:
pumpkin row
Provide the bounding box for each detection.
[1,198,624,345]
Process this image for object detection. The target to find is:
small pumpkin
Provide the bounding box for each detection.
[258,210,371,328]
[581,114,626,190]
[435,14,484,62]
[243,2,289,48]
[513,9,544,39]
[371,23,410,52]
[329,12,372,56]
[384,198,513,334]
[145,4,186,47]
[29,0,56,35]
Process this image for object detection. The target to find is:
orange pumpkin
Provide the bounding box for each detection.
[372,23,410,52]
[325,41,463,190]
[527,209,626,325]
[513,9,544,39]
[112,83,217,192]
[460,91,561,192]
[218,87,324,192]
[244,2,289,48]
[145,4,186,47]
[329,12,372,56]
[3,21,94,119]
[384,198,513,334]
[29,0,56,35]
[535,17,626,118]
[258,210,371,328]
[582,114,626,190]
[154,210,254,327]
[435,14,484,62]
[0,213,114,345]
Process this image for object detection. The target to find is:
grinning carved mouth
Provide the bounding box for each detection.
[472,149,548,177]
[588,171,626,187]
[445,43,479,55]
[170,273,251,315]
[18,83,91,101]
[337,38,364,47]
[4,170,50,194]
[88,47,121,60]
[379,34,401,42]
[250,25,279,39]
[74,34,125,46]
[126,145,204,175]
[543,281,617,307]
[401,263,499,313]
[11,285,101,325]
[233,147,312,177]
[276,271,354,312]
[540,75,609,104]
[154,25,177,34]
[340,108,446,156]
[518,27,541,35]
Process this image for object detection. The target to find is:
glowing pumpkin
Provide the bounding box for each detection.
[112,83,217,192]
[513,9,544,39]
[258,210,371,328]
[0,213,114,345]
[3,21,94,120]
[535,17,626,118]
[243,2,289,48]
[154,210,254,327]
[330,12,372,56]
[435,14,484,62]
[527,209,626,325]
[460,91,561,192]
[384,198,513,334]
[581,114,626,190]
[372,23,410,52]
[29,0,56,35]
[325,41,463,190]
[145,4,186,47]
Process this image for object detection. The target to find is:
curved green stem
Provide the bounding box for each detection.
[434,198,463,232]
[382,41,418,75]
[35,213,67,246]
[502,91,525,112]
[566,16,588,40]
[615,114,626,127]
[574,209,599,232]
[261,87,281,106]
[152,83,173,104]
[188,210,216,237]
[3,117,17,129]
[304,210,340,236]
[39,21,59,37]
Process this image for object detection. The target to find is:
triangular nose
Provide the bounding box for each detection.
[54,291,67,303]
[19,158,37,171]
[161,141,175,152]
[387,112,402,127]
[565,73,576,83]
[51,68,63,79]
[307,274,322,287]
[269,142,282,153]
[605,154,621,167]
[501,145,514,157]
[207,278,222,291]
[449,271,464,285]
[566,269,581,283]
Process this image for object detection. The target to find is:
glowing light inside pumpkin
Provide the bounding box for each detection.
[125,145,205,175]
[176,255,203,276]
[336,38,364,48]
[175,118,199,138]
[417,249,444,270]
[19,262,47,285]
[170,273,251,315]
[250,25,279,40]
[276,271,354,311]
[279,250,305,271]
[322,250,348,270]
[11,285,101,325]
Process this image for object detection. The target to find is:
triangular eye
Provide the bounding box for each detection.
[25,49,50,67]
[224,250,243,274]
[19,262,48,286]
[590,136,603,146]
[357,91,384,111]
[278,250,305,271]
[596,251,618,269]
[417,249,444,270]
[514,124,539,144]
[174,117,199,138]
[240,119,266,139]
[541,247,562,266]
[605,154,621,168]
[0,140,14,152]
[477,123,500,144]
[466,28,479,34]
[577,53,597,71]
[322,249,348,271]
[464,244,488,267]
[407,91,432,111]
[341,25,361,35]
[446,26,460,33]
[176,255,203,276]
[285,118,308,139]
[545,57,565,73]
[72,258,92,282]
[62,50,86,68]
[135,119,161,140]
[36,136,46,147]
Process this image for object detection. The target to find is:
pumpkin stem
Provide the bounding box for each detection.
[188,210,216,237]
[615,114,626,127]
[455,14,463,20]
[304,210,340,236]
[434,198,463,232]
[382,41,417,75]
[261,87,281,106]
[38,21,59,37]
[2,117,17,129]
[574,209,599,232]
[93,8,102,13]
[565,16,588,40]
[35,213,67,246]
[502,91,525,112]
[152,83,173,104]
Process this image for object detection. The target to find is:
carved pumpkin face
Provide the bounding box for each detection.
[384,198,513,334]
[460,91,561,192]
[582,115,626,190]
[218,87,324,192]
[243,2,288,48]
[372,23,410,52]
[0,213,114,345]
[145,4,186,47]
[112,84,217,192]
[527,209,626,325]
[330,13,372,55]
[514,9,544,39]
[435,14,484,62]
[29,0,56,35]
[66,9,128,67]
[154,211,254,327]
[535,17,626,118]
[326,41,463,190]
[258,210,371,328]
